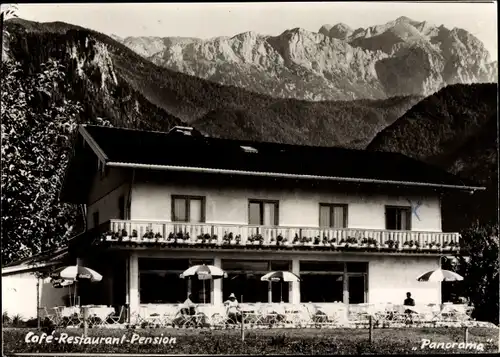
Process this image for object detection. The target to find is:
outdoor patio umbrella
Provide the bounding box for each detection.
[51,265,103,306]
[416,269,464,282]
[417,256,464,282]
[180,264,228,304]
[261,271,301,302]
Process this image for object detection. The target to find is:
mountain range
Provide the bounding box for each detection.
[115,16,497,101]
[3,18,421,148]
[2,17,498,233]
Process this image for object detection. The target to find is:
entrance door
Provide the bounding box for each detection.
[348,275,366,304]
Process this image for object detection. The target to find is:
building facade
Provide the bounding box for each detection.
[58,125,482,320]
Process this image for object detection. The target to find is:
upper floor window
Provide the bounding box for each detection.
[172,195,205,223]
[385,206,411,230]
[319,203,348,228]
[248,200,279,226]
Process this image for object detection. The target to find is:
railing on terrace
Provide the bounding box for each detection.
[98,220,460,252]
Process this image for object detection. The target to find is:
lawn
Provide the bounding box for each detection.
[3,327,498,354]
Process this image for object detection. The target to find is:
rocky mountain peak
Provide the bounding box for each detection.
[115,17,497,101]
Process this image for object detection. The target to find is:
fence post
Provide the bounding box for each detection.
[82,306,89,337]
[368,315,373,344]
[241,295,245,342]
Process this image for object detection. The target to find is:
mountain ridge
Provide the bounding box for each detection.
[4,18,422,149]
[117,16,497,101]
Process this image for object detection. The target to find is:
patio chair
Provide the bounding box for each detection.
[105,306,124,326]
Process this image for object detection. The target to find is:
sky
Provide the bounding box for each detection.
[6,2,498,60]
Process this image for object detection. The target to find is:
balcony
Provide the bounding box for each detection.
[96,220,461,253]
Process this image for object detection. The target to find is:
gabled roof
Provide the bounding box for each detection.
[61,124,485,201]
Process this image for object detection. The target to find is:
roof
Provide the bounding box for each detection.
[62,125,485,201]
[1,246,69,275]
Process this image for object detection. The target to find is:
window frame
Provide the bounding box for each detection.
[318,203,348,228]
[248,199,279,226]
[171,195,206,223]
[385,205,412,231]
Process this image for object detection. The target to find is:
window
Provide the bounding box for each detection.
[319,204,348,228]
[385,206,411,230]
[171,195,205,222]
[92,211,99,229]
[118,195,126,220]
[300,261,368,303]
[139,258,213,304]
[221,260,291,303]
[248,200,279,226]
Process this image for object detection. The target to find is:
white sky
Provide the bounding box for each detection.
[7,2,498,60]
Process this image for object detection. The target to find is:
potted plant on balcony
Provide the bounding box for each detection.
[154,232,163,242]
[142,229,154,242]
[209,234,218,245]
[257,234,264,246]
[235,234,242,245]
[175,231,185,244]
[270,236,276,245]
[104,231,115,242]
[360,238,368,248]
[314,236,321,246]
[338,238,347,248]
[446,241,458,251]
[120,229,130,242]
[403,241,411,250]
[442,241,451,251]
[293,233,300,245]
[435,242,441,251]
[167,232,175,243]
[276,234,284,246]
[385,239,395,249]
[365,238,377,248]
[132,229,138,239]
[328,237,337,247]
[345,237,359,248]
[321,235,328,247]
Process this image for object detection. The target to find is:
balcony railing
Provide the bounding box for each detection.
[98,220,460,252]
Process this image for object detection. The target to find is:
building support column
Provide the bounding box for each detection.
[343,263,349,304]
[129,252,139,323]
[291,258,300,304]
[213,257,222,305]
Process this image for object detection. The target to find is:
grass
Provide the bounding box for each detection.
[3,326,498,354]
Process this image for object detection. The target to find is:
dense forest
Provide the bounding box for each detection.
[368,83,498,231]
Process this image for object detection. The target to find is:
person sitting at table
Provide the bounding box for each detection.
[224,293,241,323]
[404,292,415,307]
[404,292,416,323]
[181,294,196,316]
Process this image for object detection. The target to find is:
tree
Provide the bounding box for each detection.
[454,223,499,324]
[1,59,83,265]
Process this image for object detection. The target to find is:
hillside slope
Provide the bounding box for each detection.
[119,16,497,101]
[367,83,498,231]
[4,18,421,148]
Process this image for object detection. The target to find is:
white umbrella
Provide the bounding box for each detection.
[180,264,227,304]
[51,265,103,306]
[261,271,301,302]
[54,265,103,282]
[417,269,464,282]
